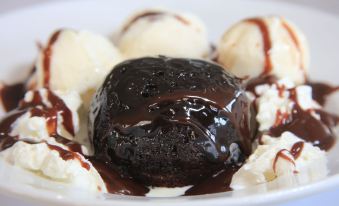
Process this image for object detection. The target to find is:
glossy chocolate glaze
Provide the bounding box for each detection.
[90,57,255,187]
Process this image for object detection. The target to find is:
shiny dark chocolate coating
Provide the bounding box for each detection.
[89,56,255,187]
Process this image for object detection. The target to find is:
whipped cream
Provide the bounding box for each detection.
[10,89,81,141]
[255,79,320,131]
[0,88,106,193]
[231,132,328,190]
[0,141,106,193]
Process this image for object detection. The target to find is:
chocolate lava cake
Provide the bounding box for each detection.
[89,56,256,187]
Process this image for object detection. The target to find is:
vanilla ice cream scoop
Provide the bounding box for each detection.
[217,16,309,84]
[35,29,122,99]
[117,9,210,59]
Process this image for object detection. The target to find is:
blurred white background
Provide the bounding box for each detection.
[0,0,339,15]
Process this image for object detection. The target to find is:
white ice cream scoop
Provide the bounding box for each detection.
[35,29,122,99]
[117,9,210,59]
[217,16,310,84]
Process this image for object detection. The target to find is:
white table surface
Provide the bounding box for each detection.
[0,0,338,205]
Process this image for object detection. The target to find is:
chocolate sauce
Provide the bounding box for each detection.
[0,111,25,150]
[290,141,304,159]
[0,110,90,172]
[89,159,149,196]
[0,66,36,108]
[273,149,295,173]
[269,96,336,151]
[185,165,239,195]
[245,74,338,151]
[32,107,59,135]
[245,18,306,77]
[121,11,190,33]
[19,90,75,136]
[273,141,304,174]
[42,30,61,87]
[0,83,26,111]
[0,85,88,170]
[307,82,339,106]
[246,18,272,75]
[47,144,90,170]
[281,21,305,73]
[47,91,75,136]
[54,136,84,154]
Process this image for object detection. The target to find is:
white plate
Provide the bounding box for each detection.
[0,0,338,205]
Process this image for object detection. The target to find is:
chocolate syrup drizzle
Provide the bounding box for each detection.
[47,144,90,170]
[246,75,338,151]
[273,149,296,173]
[273,141,304,174]
[269,88,337,150]
[0,89,90,172]
[246,18,306,77]
[281,21,304,72]
[42,30,61,87]
[246,18,273,75]
[19,90,75,136]
[121,11,190,33]
[290,141,304,159]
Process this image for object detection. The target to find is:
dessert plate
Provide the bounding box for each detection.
[0,0,338,205]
